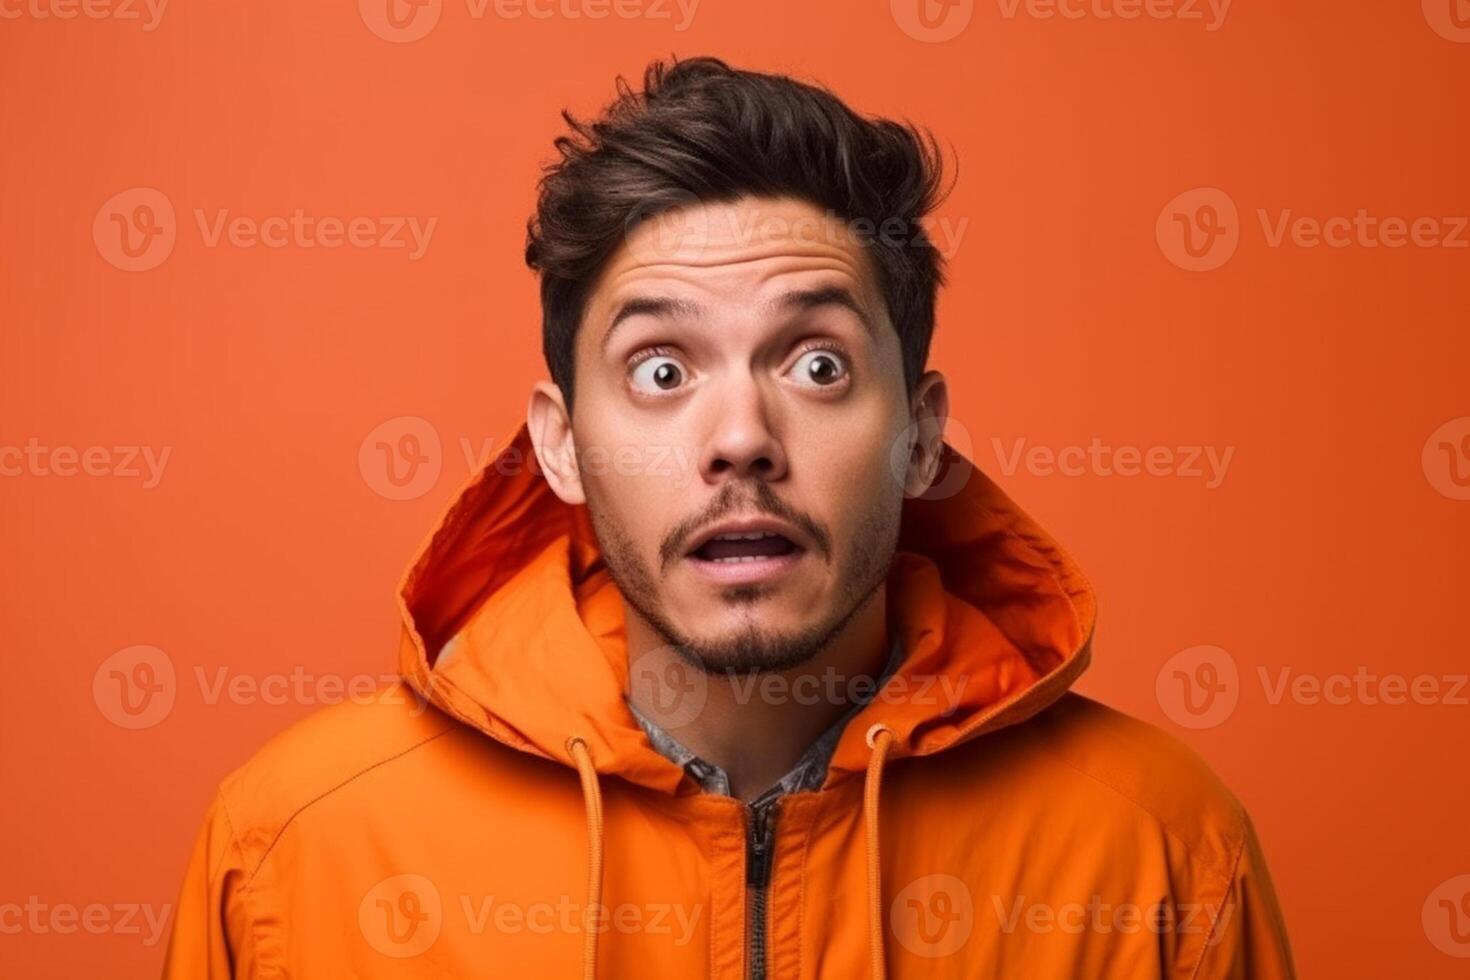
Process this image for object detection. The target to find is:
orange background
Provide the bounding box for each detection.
[2,0,1468,976]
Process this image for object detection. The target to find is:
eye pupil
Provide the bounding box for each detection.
[653,362,682,389]
[808,355,838,384]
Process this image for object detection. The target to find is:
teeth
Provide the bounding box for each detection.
[712,531,777,541]
[712,555,775,563]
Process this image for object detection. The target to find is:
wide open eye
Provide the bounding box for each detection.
[788,348,849,387]
[629,355,688,394]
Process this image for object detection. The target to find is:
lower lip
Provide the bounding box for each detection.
[683,549,807,586]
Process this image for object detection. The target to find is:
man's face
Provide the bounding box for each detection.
[553,196,922,674]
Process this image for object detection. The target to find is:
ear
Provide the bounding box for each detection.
[527,381,585,505]
[902,370,950,498]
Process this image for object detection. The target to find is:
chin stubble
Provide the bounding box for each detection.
[587,480,901,677]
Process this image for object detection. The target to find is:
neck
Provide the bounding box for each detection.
[625,589,890,802]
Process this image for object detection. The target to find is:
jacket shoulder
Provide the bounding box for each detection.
[1025,692,1251,862]
[212,682,457,871]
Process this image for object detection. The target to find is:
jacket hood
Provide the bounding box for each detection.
[395,421,1096,796]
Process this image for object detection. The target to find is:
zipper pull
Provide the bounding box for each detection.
[746,801,778,887]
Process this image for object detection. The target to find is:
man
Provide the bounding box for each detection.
[163,57,1295,978]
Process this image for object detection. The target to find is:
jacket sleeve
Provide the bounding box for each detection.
[160,789,254,979]
[1188,810,1297,980]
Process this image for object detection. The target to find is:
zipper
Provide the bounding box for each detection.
[745,795,780,980]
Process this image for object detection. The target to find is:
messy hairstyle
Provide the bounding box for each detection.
[525,55,949,412]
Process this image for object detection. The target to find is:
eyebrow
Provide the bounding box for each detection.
[602,285,875,352]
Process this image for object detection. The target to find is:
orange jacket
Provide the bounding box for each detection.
[162,423,1295,979]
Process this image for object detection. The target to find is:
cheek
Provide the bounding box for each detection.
[790,418,905,533]
[795,389,905,480]
[581,451,688,549]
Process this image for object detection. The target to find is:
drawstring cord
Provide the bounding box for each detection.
[566,736,604,980]
[864,722,894,980]
[568,724,894,980]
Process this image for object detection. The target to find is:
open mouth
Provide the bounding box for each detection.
[689,530,801,564]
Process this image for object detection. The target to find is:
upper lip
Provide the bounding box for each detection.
[684,516,807,556]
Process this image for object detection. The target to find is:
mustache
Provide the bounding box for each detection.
[657,482,832,571]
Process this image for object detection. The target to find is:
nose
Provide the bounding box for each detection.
[698,376,787,484]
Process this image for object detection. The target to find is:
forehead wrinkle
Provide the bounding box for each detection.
[594,246,881,353]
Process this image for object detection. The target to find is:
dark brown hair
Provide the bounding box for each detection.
[524,56,949,412]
